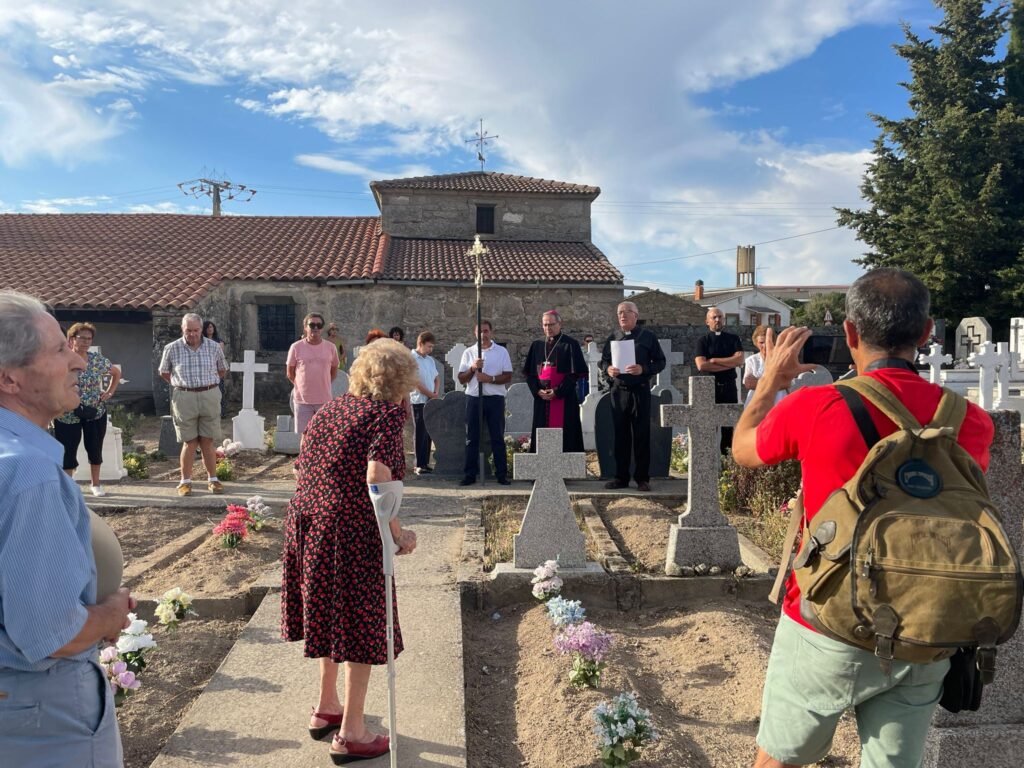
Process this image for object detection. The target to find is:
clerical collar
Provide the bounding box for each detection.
[864,357,918,373]
[713,331,722,336]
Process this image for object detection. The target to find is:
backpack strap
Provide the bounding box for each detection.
[929,387,968,437]
[838,376,923,431]
[769,489,805,605]
[836,384,881,449]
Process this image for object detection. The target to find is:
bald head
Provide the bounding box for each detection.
[706,307,724,332]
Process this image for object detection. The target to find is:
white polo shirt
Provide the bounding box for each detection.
[459,342,513,397]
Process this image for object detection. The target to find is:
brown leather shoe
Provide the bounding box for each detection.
[636,481,652,492]
[208,480,224,494]
[176,483,192,497]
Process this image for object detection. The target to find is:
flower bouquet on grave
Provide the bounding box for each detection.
[215,438,243,459]
[546,596,586,629]
[592,692,659,767]
[530,559,563,601]
[554,621,613,689]
[245,495,275,532]
[154,587,197,632]
[670,432,689,474]
[213,505,250,548]
[100,613,158,706]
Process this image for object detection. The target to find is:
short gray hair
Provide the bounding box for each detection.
[846,268,930,353]
[0,290,50,369]
[181,312,202,328]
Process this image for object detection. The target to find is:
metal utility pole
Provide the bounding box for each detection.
[177,176,257,217]
[465,119,499,171]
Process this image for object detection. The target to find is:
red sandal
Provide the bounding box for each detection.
[329,733,390,763]
[308,707,344,740]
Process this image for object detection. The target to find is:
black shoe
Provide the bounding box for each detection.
[604,480,628,489]
[420,466,433,474]
[497,477,511,486]
[459,476,477,486]
[636,481,652,492]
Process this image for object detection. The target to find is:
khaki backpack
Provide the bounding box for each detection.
[771,377,1022,678]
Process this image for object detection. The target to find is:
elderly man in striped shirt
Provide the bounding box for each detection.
[0,290,136,767]
[159,312,227,496]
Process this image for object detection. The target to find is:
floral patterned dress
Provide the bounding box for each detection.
[281,394,407,664]
[55,350,112,425]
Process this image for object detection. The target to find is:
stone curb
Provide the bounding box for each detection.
[122,523,211,586]
[130,563,283,622]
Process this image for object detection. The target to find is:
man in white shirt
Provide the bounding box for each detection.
[410,331,440,475]
[457,320,513,486]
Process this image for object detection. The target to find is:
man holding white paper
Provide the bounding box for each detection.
[599,301,666,491]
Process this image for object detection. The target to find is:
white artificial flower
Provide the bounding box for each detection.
[154,603,176,624]
[162,587,183,602]
[124,614,148,635]
[116,631,157,654]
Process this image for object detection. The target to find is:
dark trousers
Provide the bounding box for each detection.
[464,395,507,479]
[412,403,432,469]
[53,416,107,470]
[716,377,739,454]
[610,385,651,483]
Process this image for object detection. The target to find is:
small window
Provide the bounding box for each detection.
[725,313,740,326]
[772,313,782,327]
[749,312,761,326]
[476,205,495,235]
[258,304,296,352]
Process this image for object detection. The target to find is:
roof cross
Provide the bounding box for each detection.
[465,118,499,171]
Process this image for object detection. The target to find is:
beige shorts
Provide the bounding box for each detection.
[171,387,222,443]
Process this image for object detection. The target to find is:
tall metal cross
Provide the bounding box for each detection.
[465,118,499,171]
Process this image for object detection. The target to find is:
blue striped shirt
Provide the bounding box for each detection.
[0,408,95,671]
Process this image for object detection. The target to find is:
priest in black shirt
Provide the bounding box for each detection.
[523,310,588,452]
[694,307,745,453]
[599,301,666,491]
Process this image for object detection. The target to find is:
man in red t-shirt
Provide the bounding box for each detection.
[733,269,993,768]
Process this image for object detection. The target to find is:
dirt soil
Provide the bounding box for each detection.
[118,617,248,768]
[132,522,283,596]
[595,498,677,573]
[97,507,216,567]
[464,601,860,768]
[482,498,599,570]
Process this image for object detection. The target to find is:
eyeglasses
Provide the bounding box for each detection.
[307,323,324,329]
[74,336,94,343]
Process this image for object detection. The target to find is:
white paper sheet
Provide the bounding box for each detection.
[610,339,635,370]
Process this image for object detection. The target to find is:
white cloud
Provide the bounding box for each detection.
[19,194,113,213]
[125,201,205,214]
[295,153,431,182]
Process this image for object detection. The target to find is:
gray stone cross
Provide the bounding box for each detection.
[446,343,468,393]
[512,428,587,568]
[659,376,743,571]
[917,343,952,385]
[229,350,269,411]
[653,339,685,398]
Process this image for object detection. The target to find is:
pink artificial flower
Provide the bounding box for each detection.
[117,671,140,690]
[99,646,118,663]
[111,660,127,675]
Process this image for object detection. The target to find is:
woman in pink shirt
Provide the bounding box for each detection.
[287,313,340,434]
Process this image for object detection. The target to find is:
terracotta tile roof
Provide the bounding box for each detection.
[384,238,623,284]
[371,171,600,196]
[0,214,621,309]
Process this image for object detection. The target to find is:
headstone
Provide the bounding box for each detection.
[229,350,270,449]
[660,377,743,571]
[652,339,685,401]
[504,382,533,438]
[1011,318,1024,376]
[789,365,834,391]
[422,391,496,477]
[581,391,605,451]
[158,415,182,457]
[331,369,350,399]
[585,341,602,392]
[922,410,1024,767]
[918,343,953,385]
[969,342,1011,410]
[956,317,992,362]
[512,428,587,568]
[594,390,673,479]
[274,414,300,455]
[73,417,127,482]
[445,343,468,393]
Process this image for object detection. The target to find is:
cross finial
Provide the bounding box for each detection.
[464,118,499,171]
[467,234,488,289]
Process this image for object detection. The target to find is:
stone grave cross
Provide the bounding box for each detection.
[1011,318,1024,378]
[230,350,270,449]
[969,342,1011,409]
[585,341,601,388]
[653,339,685,399]
[917,343,952,385]
[446,343,468,393]
[512,428,587,568]
[659,376,743,571]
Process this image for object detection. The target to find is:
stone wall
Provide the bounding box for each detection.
[378,189,592,241]
[630,290,706,325]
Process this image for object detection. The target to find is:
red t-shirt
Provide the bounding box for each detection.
[756,367,994,631]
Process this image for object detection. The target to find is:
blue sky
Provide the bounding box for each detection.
[0,1,966,292]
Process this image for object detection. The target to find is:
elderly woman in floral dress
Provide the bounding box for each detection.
[281,339,419,764]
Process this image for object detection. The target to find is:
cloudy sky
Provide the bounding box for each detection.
[0,1,952,292]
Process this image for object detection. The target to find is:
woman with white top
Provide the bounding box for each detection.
[743,325,787,407]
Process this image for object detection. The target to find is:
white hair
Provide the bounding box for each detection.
[0,291,50,369]
[181,312,203,328]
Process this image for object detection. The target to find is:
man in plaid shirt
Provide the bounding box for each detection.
[159,312,227,496]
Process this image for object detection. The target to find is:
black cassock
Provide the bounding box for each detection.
[522,334,587,452]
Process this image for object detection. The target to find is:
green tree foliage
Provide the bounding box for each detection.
[790,292,847,326]
[836,0,1024,329]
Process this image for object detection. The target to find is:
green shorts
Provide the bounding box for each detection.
[757,614,948,767]
[170,387,222,443]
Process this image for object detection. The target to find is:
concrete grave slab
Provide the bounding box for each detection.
[445,343,468,393]
[956,317,992,362]
[73,416,128,482]
[504,382,533,438]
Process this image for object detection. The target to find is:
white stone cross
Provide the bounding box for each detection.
[661,377,743,527]
[917,343,952,385]
[969,341,1011,410]
[446,343,468,393]
[585,341,602,389]
[512,428,587,568]
[653,338,686,397]
[1011,318,1024,377]
[230,350,269,411]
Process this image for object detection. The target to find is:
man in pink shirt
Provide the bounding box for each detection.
[286,312,339,435]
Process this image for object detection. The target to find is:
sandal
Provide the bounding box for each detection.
[329,733,390,763]
[309,707,344,740]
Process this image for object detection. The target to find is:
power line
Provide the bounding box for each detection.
[621,226,844,268]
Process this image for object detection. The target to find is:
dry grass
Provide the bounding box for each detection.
[481,498,596,571]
